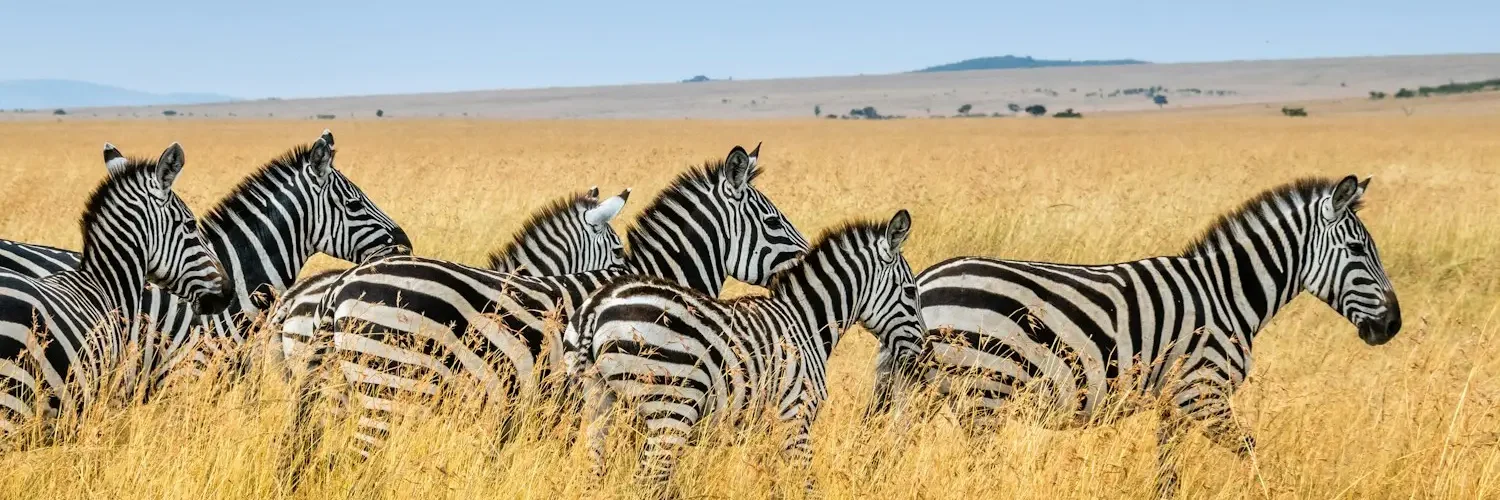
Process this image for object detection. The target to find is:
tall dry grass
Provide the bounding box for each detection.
[0,115,1496,499]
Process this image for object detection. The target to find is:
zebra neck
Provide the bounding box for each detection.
[1187,228,1306,340]
[623,216,729,297]
[200,196,315,317]
[768,261,864,361]
[78,229,148,333]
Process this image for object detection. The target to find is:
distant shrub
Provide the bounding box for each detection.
[814,105,821,116]
[1024,105,1047,116]
[957,104,972,115]
[162,110,178,116]
[1153,95,1168,107]
[1053,108,1083,118]
[825,114,838,119]
[1394,88,1416,99]
[850,108,864,117]
[1368,91,1387,100]
[316,114,336,120]
[681,75,711,83]
[53,109,66,115]
[1415,78,1500,96]
[1281,106,1308,117]
[862,106,879,119]
[376,109,384,117]
[1007,103,1022,113]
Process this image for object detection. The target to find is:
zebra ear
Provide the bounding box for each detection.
[587,185,600,199]
[1330,175,1362,213]
[103,142,129,174]
[747,141,761,170]
[320,129,336,151]
[585,188,630,226]
[306,137,335,180]
[151,142,186,194]
[885,209,913,255]
[722,145,753,190]
[1357,176,1372,199]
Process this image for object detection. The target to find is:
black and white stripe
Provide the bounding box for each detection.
[894,176,1401,494]
[0,131,412,389]
[279,144,809,474]
[0,143,232,434]
[568,210,922,493]
[267,186,631,375]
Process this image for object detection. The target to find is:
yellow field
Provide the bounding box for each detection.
[0,114,1497,499]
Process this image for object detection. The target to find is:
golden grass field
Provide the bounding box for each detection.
[0,109,1497,499]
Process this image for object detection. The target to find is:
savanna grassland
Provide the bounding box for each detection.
[0,111,1496,499]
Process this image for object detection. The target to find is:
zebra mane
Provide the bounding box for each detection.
[202,142,318,226]
[758,218,887,297]
[80,157,159,256]
[623,154,763,250]
[485,190,600,269]
[1181,177,1356,257]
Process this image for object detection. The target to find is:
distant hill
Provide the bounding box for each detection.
[0,80,236,109]
[916,55,1148,73]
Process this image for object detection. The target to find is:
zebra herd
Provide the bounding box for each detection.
[0,130,1401,497]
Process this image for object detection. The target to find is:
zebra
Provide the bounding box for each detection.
[0,131,412,390]
[279,144,809,478]
[266,186,632,380]
[567,210,923,494]
[0,143,232,435]
[886,175,1401,495]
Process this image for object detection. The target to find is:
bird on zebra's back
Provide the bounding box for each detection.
[0,130,412,395]
[0,142,232,439]
[879,175,1400,496]
[267,185,633,381]
[566,209,923,495]
[277,144,809,484]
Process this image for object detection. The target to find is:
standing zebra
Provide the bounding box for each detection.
[279,144,808,476]
[890,176,1401,494]
[567,210,923,494]
[0,131,412,390]
[0,143,231,435]
[267,186,632,380]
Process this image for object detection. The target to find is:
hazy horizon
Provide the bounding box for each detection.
[6,1,1499,99]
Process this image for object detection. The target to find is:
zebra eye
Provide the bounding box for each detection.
[344,199,365,211]
[1347,242,1367,257]
[182,219,199,233]
[763,217,785,231]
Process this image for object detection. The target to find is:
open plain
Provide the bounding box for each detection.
[0,96,1497,498]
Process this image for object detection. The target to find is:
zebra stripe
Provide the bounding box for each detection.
[278,144,808,478]
[0,131,411,391]
[268,186,632,380]
[0,143,231,433]
[568,210,921,493]
[896,176,1401,495]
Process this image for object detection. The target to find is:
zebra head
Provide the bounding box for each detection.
[114,143,232,314]
[487,186,631,275]
[718,143,809,286]
[1305,175,1401,345]
[864,210,926,412]
[302,130,412,262]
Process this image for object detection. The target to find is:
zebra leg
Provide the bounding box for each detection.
[579,374,617,479]
[781,410,818,496]
[277,340,335,490]
[1155,406,1189,499]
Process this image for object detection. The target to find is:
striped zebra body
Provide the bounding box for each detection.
[0,131,411,391]
[901,176,1401,494]
[568,211,922,492]
[0,144,231,435]
[268,187,631,380]
[279,145,808,475]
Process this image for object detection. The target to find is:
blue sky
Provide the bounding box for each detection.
[3,0,1496,99]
